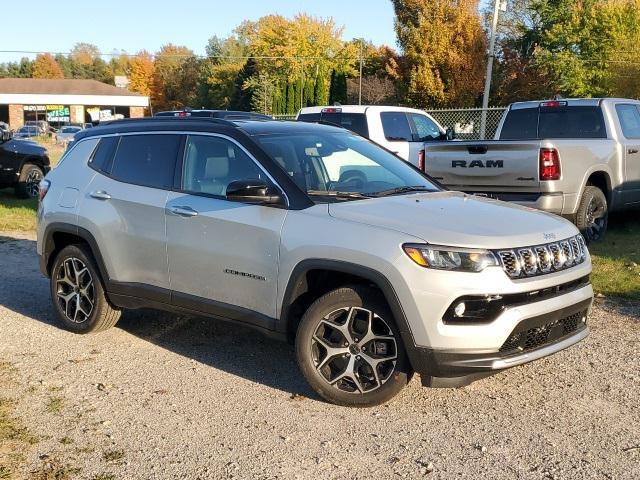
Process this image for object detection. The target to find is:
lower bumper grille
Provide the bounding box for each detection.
[499,310,587,354]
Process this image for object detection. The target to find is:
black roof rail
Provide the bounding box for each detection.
[99,117,239,128]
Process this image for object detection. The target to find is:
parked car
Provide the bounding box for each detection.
[0,129,50,198]
[155,109,272,120]
[297,106,454,168]
[37,117,592,407]
[423,98,640,242]
[0,121,9,132]
[55,125,83,145]
[14,126,41,139]
[25,120,49,135]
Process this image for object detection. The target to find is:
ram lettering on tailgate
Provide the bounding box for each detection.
[452,160,504,168]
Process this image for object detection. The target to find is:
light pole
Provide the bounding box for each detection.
[480,0,504,139]
[358,39,364,105]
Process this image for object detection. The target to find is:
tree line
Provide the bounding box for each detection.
[2,1,640,113]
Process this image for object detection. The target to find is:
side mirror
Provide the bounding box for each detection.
[0,130,12,142]
[445,127,456,141]
[226,179,284,205]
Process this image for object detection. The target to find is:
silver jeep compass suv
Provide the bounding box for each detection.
[37,118,593,407]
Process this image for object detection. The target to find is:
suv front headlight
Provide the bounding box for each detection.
[402,244,499,272]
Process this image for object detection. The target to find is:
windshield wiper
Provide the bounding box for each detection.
[371,186,433,197]
[307,190,372,200]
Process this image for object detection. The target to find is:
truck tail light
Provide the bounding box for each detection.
[539,148,561,180]
[38,179,51,202]
[418,149,426,172]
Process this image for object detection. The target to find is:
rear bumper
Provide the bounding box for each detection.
[467,191,565,214]
[415,298,590,387]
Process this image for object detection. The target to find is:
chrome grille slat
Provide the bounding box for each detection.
[496,235,588,279]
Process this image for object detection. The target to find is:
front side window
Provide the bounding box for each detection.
[616,104,640,139]
[181,135,267,196]
[380,112,412,141]
[256,131,439,200]
[409,113,442,141]
[110,134,181,189]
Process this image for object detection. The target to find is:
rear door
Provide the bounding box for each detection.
[78,133,181,299]
[407,112,444,166]
[615,103,640,205]
[378,111,412,161]
[164,133,287,326]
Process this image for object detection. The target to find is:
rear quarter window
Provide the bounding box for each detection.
[89,136,119,173]
[110,134,181,189]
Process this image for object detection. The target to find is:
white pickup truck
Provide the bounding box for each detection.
[296,105,454,169]
[422,99,640,242]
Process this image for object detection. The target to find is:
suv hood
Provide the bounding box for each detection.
[328,191,578,249]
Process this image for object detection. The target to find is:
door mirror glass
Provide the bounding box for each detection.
[1,130,12,142]
[446,127,456,141]
[226,179,283,205]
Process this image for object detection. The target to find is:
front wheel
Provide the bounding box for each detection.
[295,286,412,407]
[15,163,43,199]
[575,186,608,243]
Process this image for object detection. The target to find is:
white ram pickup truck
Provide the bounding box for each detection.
[422,99,640,242]
[297,105,454,168]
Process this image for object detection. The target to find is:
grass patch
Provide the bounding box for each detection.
[45,397,65,415]
[589,213,640,300]
[102,450,125,462]
[59,437,73,446]
[0,362,37,479]
[0,190,37,232]
[92,474,116,480]
[30,458,81,480]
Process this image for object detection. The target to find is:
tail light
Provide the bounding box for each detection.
[38,179,50,202]
[418,149,426,172]
[539,148,561,180]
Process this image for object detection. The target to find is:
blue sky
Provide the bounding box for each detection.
[2,0,490,62]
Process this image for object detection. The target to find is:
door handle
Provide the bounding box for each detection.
[89,190,111,200]
[628,148,639,154]
[168,206,198,217]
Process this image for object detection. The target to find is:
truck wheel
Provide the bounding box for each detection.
[15,163,44,199]
[296,286,412,407]
[575,186,608,243]
[50,245,121,334]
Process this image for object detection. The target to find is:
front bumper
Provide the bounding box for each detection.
[415,297,590,387]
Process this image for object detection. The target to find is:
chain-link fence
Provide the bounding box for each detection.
[424,107,507,140]
[274,107,508,140]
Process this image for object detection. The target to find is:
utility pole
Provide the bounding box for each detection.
[480,0,502,140]
[358,39,364,105]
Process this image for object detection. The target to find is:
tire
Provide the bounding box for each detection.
[15,163,43,199]
[295,286,412,407]
[50,244,121,334]
[575,186,608,243]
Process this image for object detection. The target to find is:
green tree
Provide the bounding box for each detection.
[392,0,487,107]
[152,44,196,110]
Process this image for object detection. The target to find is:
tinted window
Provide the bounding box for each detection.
[111,134,181,189]
[499,108,539,140]
[181,135,267,197]
[409,113,442,141]
[298,113,321,123]
[321,113,369,138]
[89,136,119,173]
[616,104,640,139]
[538,106,606,139]
[380,112,412,141]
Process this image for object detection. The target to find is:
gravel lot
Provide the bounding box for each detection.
[0,231,638,480]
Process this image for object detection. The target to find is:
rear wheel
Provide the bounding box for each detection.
[50,245,121,333]
[15,163,43,199]
[295,286,412,407]
[575,186,608,243]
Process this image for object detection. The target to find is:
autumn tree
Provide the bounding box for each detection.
[31,53,64,79]
[152,44,199,110]
[128,50,155,97]
[392,0,487,107]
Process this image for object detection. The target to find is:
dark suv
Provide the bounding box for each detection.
[0,129,50,198]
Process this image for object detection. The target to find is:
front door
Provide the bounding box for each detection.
[165,134,287,329]
[615,103,640,205]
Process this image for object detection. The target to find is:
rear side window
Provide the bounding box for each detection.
[616,104,640,139]
[380,112,412,141]
[110,134,181,189]
[89,136,119,173]
[499,108,539,140]
[538,106,606,139]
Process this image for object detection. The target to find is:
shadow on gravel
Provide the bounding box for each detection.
[0,235,315,399]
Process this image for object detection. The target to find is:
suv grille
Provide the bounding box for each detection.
[496,235,587,279]
[499,310,586,354]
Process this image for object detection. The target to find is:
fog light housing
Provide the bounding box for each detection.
[454,302,466,317]
[443,295,504,324]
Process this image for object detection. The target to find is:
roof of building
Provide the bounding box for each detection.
[0,78,143,97]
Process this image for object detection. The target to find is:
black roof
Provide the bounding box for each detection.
[73,117,345,143]
[155,109,272,120]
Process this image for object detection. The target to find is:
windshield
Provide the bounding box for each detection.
[61,127,81,133]
[255,131,439,200]
[18,127,38,134]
